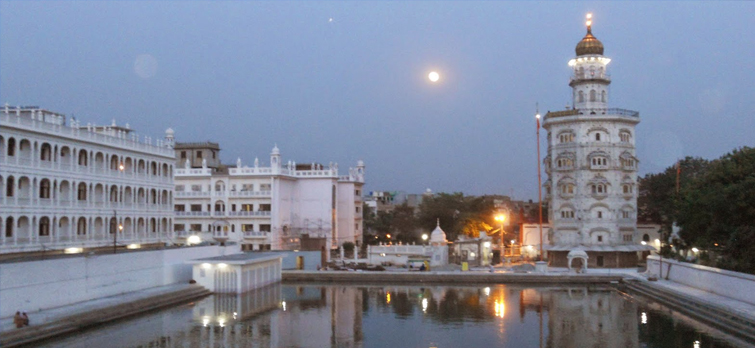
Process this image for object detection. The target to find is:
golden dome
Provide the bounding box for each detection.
[575,27,604,56]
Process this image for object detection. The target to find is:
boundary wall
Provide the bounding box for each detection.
[0,245,237,318]
[647,255,755,305]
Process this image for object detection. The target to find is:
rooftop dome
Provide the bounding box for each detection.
[575,15,604,56]
[429,219,447,244]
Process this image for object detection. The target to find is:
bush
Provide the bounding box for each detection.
[342,242,355,253]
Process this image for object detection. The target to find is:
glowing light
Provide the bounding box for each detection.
[386,292,391,304]
[422,298,428,312]
[187,235,201,245]
[654,239,661,245]
[470,252,476,258]
[282,301,287,311]
[217,263,228,269]
[328,18,333,22]
[527,245,534,250]
[586,13,592,19]
[118,224,123,231]
[202,317,210,327]
[428,71,440,82]
[511,239,516,245]
[692,248,699,253]
[64,247,83,254]
[641,241,647,245]
[484,287,490,296]
[218,318,225,327]
[126,243,140,249]
[422,234,428,241]
[233,312,238,319]
[119,163,125,171]
[694,341,700,348]
[386,234,391,239]
[201,263,212,269]
[536,113,541,120]
[494,300,505,318]
[483,242,491,248]
[641,312,647,324]
[586,20,592,27]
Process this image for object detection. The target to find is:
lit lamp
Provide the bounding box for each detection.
[495,214,506,263]
[422,233,428,245]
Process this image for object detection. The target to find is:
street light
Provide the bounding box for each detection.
[536,108,544,260]
[495,214,506,263]
[422,233,428,245]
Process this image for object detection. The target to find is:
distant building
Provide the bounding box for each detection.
[368,221,448,267]
[0,105,175,253]
[173,143,364,251]
[542,15,653,268]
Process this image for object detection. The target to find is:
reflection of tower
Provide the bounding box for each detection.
[545,289,639,348]
[331,286,364,347]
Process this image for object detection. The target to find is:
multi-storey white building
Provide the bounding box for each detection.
[0,105,175,254]
[173,142,364,251]
[542,15,652,268]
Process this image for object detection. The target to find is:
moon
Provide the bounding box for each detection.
[428,71,440,82]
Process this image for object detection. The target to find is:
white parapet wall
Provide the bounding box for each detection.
[647,255,755,305]
[0,245,239,318]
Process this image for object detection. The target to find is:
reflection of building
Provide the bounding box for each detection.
[545,288,639,348]
[0,106,175,253]
[367,221,448,267]
[173,143,364,250]
[542,15,653,268]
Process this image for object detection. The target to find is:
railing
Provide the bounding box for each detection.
[229,190,271,197]
[175,191,210,197]
[570,72,611,84]
[293,170,337,177]
[229,167,273,175]
[243,231,268,238]
[228,211,271,217]
[174,168,212,176]
[0,112,174,157]
[545,108,639,119]
[175,211,210,216]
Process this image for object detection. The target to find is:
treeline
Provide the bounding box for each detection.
[638,146,755,274]
[363,193,545,245]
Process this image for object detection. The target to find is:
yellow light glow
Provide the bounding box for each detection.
[386,292,391,304]
[428,71,440,82]
[217,263,228,269]
[484,242,491,248]
[586,20,592,27]
[119,163,125,171]
[64,247,84,254]
[586,13,592,19]
[282,301,287,311]
[494,300,505,318]
[422,298,428,312]
[386,234,391,239]
[187,235,201,245]
[484,287,490,296]
[422,234,428,241]
[494,215,506,222]
[126,243,140,249]
[201,263,212,269]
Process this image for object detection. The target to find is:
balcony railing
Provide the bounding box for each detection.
[175,191,210,198]
[228,211,271,217]
[175,211,210,216]
[229,190,271,197]
[243,231,268,238]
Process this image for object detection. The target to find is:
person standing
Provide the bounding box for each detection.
[22,312,29,326]
[13,311,23,328]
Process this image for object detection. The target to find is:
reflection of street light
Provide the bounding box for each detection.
[495,214,506,263]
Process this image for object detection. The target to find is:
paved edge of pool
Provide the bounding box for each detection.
[281,270,627,284]
[0,284,211,348]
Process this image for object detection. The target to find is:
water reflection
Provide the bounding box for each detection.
[36,284,739,348]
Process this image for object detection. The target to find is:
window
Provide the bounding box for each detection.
[174,224,184,231]
[560,183,575,195]
[190,204,202,212]
[242,204,253,211]
[6,177,14,197]
[180,151,186,159]
[623,184,633,194]
[242,184,253,191]
[620,131,631,142]
[260,224,271,232]
[260,184,271,191]
[559,133,575,143]
[578,91,584,103]
[595,133,601,141]
[242,224,254,232]
[601,91,607,102]
[7,138,15,156]
[560,210,575,218]
[591,184,606,194]
[77,183,87,201]
[597,256,604,267]
[197,151,202,158]
[590,90,597,102]
[259,204,271,211]
[175,185,185,192]
[39,179,51,199]
[355,206,361,213]
[356,189,361,196]
[231,204,236,212]
[190,224,202,232]
[39,217,50,236]
[622,211,631,219]
[191,185,201,192]
[174,205,185,212]
[597,211,603,219]
[623,234,633,242]
[5,218,13,237]
[212,151,216,159]
[597,235,603,242]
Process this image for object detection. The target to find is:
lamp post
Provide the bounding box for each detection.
[495,214,506,263]
[536,109,544,260]
[422,233,428,245]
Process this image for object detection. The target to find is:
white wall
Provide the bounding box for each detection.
[647,256,755,305]
[0,245,238,318]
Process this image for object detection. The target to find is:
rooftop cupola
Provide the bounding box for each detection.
[575,13,604,56]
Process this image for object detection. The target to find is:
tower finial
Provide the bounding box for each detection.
[436,218,440,227]
[586,13,593,34]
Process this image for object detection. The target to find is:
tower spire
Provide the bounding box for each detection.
[586,13,593,34]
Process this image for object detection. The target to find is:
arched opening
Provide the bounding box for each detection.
[110,155,120,171]
[124,187,133,205]
[137,188,146,204]
[60,146,71,167]
[59,181,71,203]
[150,218,157,233]
[138,159,146,175]
[40,143,53,161]
[6,176,14,197]
[39,179,51,199]
[77,182,87,201]
[59,217,70,239]
[124,217,133,235]
[601,90,606,102]
[94,152,105,171]
[161,218,168,234]
[94,217,104,236]
[150,189,157,204]
[18,177,31,200]
[7,138,16,156]
[162,163,169,177]
[150,162,157,176]
[578,90,584,103]
[137,218,146,233]
[18,139,32,160]
[110,185,118,202]
[161,190,168,205]
[78,149,88,166]
[39,216,51,236]
[589,89,597,102]
[5,217,14,237]
[124,157,133,173]
[94,184,104,203]
[77,217,87,235]
[109,217,118,234]
[214,200,226,212]
[17,216,30,241]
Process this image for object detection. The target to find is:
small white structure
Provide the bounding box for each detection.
[367,221,448,267]
[567,248,589,273]
[188,253,283,293]
[451,232,493,267]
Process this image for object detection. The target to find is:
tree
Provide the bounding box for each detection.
[676,147,755,273]
[390,203,418,243]
[416,193,499,241]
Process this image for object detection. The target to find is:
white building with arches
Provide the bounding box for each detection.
[173,142,364,251]
[0,105,175,254]
[542,15,653,268]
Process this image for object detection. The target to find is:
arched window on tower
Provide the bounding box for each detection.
[590,90,597,102]
[578,91,584,103]
[601,90,606,102]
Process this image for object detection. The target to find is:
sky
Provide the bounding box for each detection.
[2,1,754,199]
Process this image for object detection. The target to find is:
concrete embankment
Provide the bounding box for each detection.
[0,284,210,348]
[282,270,627,284]
[622,279,755,344]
